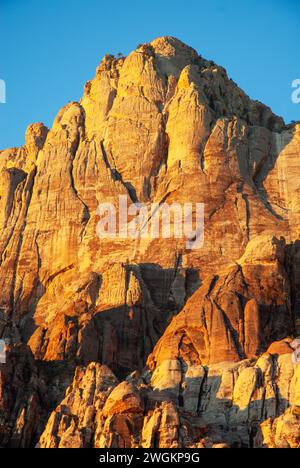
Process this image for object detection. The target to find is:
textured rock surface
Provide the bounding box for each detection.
[0,343,43,448]
[38,353,299,448]
[0,36,299,448]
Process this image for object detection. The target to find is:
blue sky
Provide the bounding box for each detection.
[0,0,299,149]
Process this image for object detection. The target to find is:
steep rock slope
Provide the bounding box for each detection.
[0,37,299,448]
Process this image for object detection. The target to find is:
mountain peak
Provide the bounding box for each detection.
[150,35,198,56]
[0,35,299,449]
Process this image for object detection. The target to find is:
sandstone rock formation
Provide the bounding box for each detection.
[37,352,300,448]
[0,36,299,448]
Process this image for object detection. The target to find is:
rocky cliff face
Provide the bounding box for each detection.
[0,36,299,448]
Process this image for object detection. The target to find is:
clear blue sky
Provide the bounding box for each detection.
[0,0,299,149]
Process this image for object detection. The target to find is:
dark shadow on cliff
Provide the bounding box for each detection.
[90,263,200,379]
[20,263,200,380]
[251,126,295,221]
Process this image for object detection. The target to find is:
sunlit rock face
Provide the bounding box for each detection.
[36,353,300,448]
[0,37,299,448]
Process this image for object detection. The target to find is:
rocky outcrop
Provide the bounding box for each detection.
[0,36,299,448]
[147,235,293,368]
[257,406,300,449]
[38,352,299,448]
